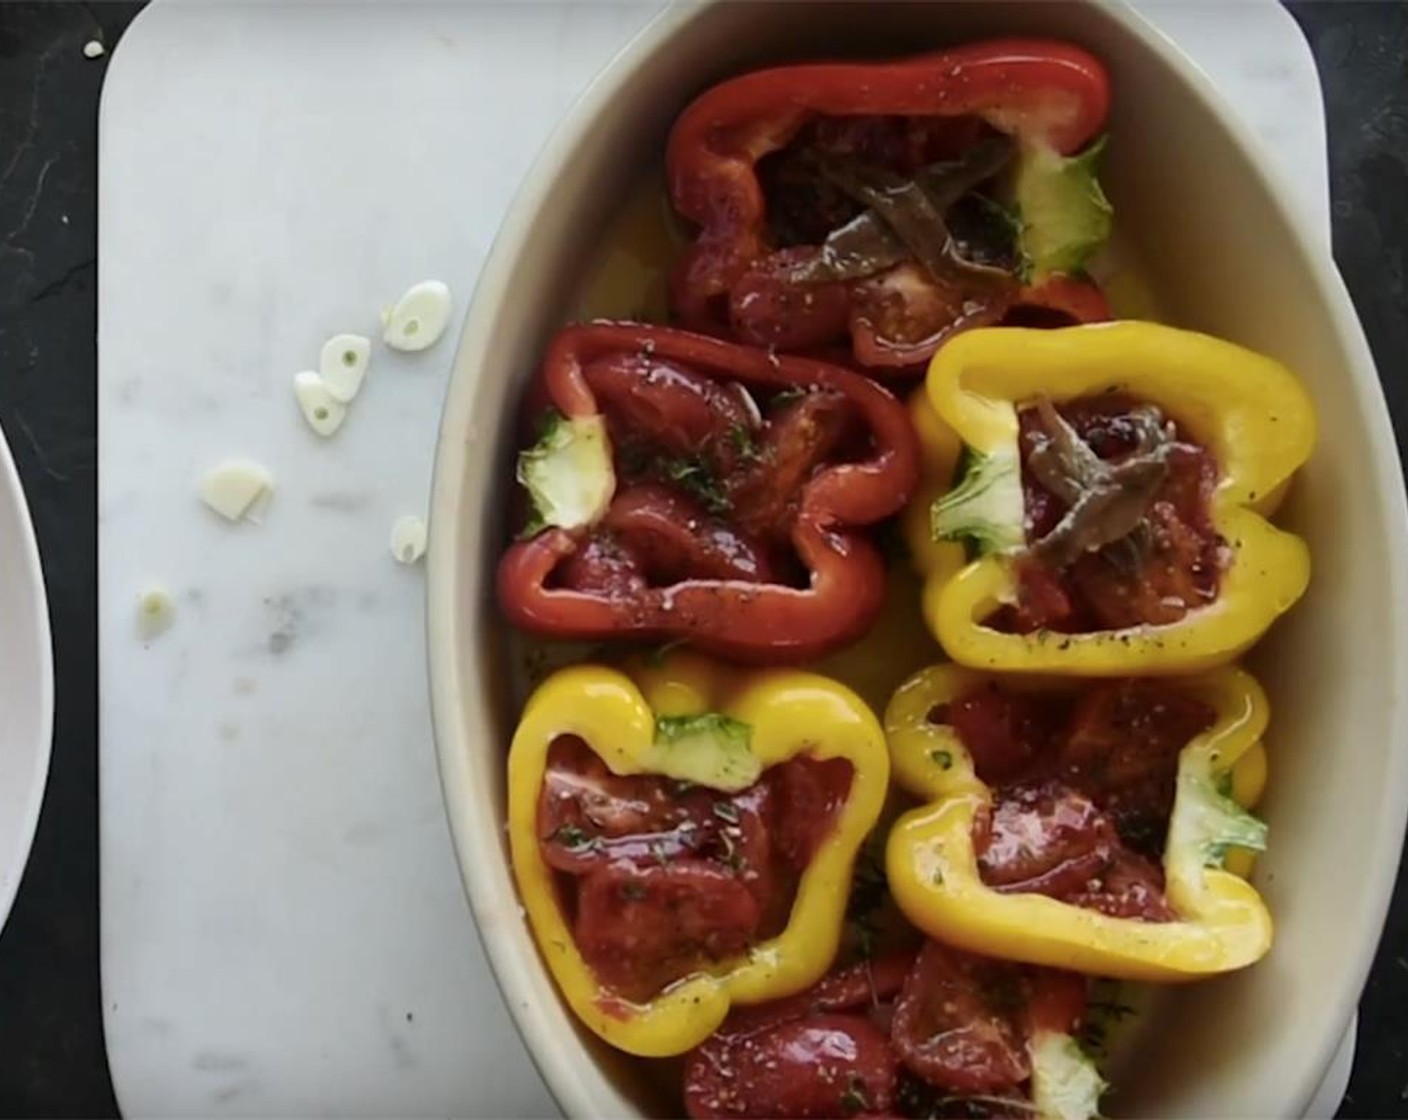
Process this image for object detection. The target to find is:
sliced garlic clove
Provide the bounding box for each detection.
[319,333,371,402]
[137,587,176,641]
[293,371,348,437]
[199,458,274,522]
[382,280,452,352]
[389,515,428,564]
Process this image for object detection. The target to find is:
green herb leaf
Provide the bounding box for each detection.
[840,1076,871,1117]
[660,455,732,514]
[549,824,595,851]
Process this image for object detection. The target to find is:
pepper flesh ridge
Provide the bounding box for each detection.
[498,322,919,664]
[914,321,1316,675]
[884,662,1273,981]
[666,40,1112,368]
[507,652,890,1056]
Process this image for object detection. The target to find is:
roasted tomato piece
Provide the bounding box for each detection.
[729,248,852,352]
[1068,501,1218,630]
[766,756,854,868]
[538,737,716,872]
[974,782,1110,895]
[943,683,1058,787]
[1065,847,1177,922]
[849,263,1014,369]
[974,781,1176,923]
[555,534,647,598]
[1059,679,1214,853]
[602,483,776,584]
[584,352,752,458]
[890,942,1030,1094]
[685,1013,897,1119]
[684,951,918,1120]
[726,391,856,542]
[575,862,761,1002]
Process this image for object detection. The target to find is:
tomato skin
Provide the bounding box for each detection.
[727,391,855,544]
[556,534,647,599]
[729,248,852,352]
[891,942,1030,1094]
[766,756,854,868]
[944,683,1050,787]
[575,862,762,1003]
[683,952,917,1119]
[584,353,750,457]
[601,483,777,584]
[685,1013,898,1119]
[974,781,1177,923]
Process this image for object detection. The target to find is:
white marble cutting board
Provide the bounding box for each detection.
[97,2,1342,1117]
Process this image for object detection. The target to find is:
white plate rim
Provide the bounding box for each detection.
[0,416,55,933]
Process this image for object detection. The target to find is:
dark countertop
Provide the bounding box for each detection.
[0,2,1402,1116]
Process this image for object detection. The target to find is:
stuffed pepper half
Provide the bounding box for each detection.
[507,652,889,1056]
[916,322,1315,674]
[884,663,1273,981]
[667,40,1115,370]
[499,322,918,663]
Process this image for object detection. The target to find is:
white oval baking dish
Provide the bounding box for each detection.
[427,3,1408,1116]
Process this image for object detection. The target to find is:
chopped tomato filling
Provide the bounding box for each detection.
[683,942,1087,1119]
[995,394,1223,634]
[538,736,853,1003]
[549,353,872,596]
[944,679,1216,921]
[736,114,1067,366]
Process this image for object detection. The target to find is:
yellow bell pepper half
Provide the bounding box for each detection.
[507,652,889,1057]
[884,662,1273,982]
[915,322,1316,675]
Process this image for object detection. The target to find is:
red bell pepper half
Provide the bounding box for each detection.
[667,40,1112,371]
[497,323,918,664]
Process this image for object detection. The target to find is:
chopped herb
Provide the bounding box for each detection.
[727,423,759,460]
[769,386,807,411]
[550,824,594,851]
[661,455,732,514]
[931,868,945,886]
[718,828,748,874]
[846,836,889,960]
[1077,978,1136,1059]
[712,801,741,825]
[930,748,954,770]
[840,1076,871,1117]
[620,880,648,901]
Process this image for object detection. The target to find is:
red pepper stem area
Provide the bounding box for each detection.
[498,323,919,664]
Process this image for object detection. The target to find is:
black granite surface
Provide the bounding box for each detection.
[0,1,1401,1117]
